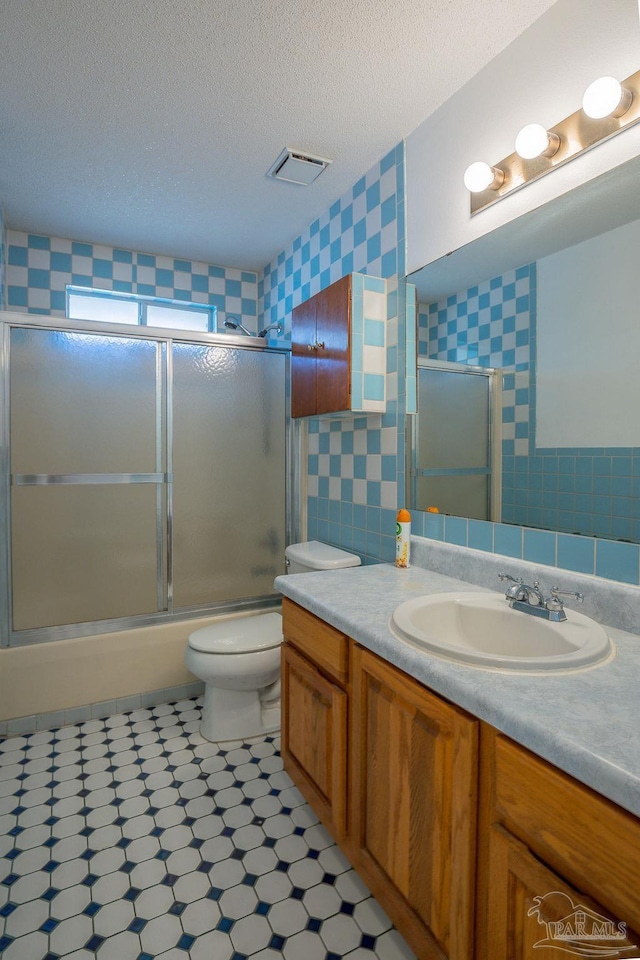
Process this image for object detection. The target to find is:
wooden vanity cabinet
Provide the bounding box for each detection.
[281,599,478,960]
[282,599,640,960]
[281,599,349,841]
[291,274,351,418]
[350,645,479,960]
[476,726,640,960]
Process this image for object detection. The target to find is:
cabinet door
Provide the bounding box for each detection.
[482,728,640,936]
[315,274,351,416]
[480,824,639,960]
[351,645,478,960]
[291,295,317,418]
[281,642,348,840]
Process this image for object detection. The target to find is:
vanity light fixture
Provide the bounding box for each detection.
[465,67,640,214]
[463,161,505,193]
[514,123,560,160]
[582,76,632,120]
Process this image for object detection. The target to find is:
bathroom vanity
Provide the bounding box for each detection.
[276,563,640,960]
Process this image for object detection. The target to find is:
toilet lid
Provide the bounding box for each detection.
[285,540,361,569]
[187,612,283,654]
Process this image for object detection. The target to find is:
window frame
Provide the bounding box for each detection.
[66,285,217,333]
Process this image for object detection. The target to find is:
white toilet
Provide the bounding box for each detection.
[184,540,361,742]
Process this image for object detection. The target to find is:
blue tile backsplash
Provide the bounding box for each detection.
[410,509,640,585]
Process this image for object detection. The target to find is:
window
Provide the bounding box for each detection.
[67,287,216,334]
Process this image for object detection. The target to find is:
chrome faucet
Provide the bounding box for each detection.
[498,574,544,605]
[498,574,584,622]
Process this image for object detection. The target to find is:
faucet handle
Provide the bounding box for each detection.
[550,586,584,604]
[498,573,523,585]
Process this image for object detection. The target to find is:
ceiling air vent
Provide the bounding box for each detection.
[267,147,332,185]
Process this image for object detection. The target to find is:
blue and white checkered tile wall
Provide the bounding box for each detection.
[417,261,640,584]
[260,145,404,336]
[261,143,406,565]
[420,262,533,458]
[5,231,258,331]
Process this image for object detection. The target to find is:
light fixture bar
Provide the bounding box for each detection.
[469,67,640,215]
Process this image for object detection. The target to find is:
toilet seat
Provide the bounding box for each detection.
[187,611,282,654]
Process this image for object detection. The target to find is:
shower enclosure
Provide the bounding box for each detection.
[407,359,501,520]
[0,314,289,647]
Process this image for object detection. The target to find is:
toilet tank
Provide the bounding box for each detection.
[285,540,361,574]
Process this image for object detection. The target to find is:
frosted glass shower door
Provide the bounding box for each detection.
[414,365,491,520]
[171,344,286,607]
[5,323,288,642]
[10,328,164,631]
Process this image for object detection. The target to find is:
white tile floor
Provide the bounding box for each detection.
[0,697,416,959]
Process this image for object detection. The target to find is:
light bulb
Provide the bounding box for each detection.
[582,76,632,119]
[463,161,504,193]
[515,123,560,160]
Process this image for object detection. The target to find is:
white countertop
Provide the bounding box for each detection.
[275,562,640,819]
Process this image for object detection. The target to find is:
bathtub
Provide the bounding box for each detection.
[0,606,280,734]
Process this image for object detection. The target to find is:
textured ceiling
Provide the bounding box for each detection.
[0,0,558,270]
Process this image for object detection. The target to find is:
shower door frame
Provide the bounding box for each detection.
[406,357,503,521]
[0,311,294,648]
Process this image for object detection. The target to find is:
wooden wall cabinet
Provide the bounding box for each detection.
[291,273,387,418]
[292,274,351,418]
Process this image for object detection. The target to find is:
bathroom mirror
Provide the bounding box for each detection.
[407,153,640,543]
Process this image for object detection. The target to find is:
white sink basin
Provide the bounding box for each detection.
[390,592,613,671]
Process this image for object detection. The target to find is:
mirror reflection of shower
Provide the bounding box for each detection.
[224,317,283,338]
[408,359,502,522]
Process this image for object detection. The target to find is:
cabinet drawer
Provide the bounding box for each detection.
[491,732,640,931]
[282,598,349,684]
